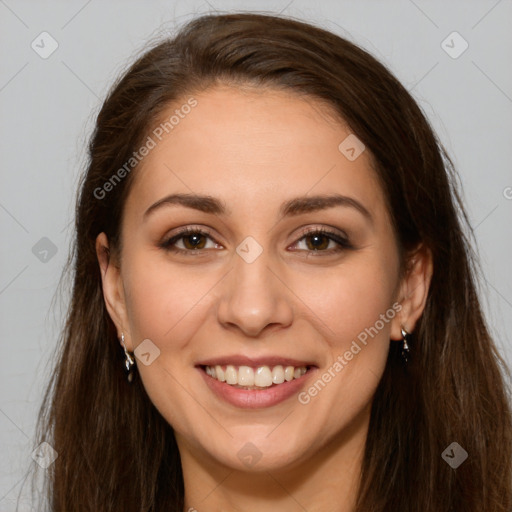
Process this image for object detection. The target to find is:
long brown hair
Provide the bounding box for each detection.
[31,12,511,511]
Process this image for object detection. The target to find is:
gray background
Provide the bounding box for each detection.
[1,0,511,509]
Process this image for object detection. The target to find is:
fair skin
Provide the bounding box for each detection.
[96,84,432,512]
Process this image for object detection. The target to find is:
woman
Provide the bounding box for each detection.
[33,12,512,512]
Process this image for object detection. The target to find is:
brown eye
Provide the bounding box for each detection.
[304,233,331,251]
[160,226,352,256]
[291,228,352,254]
[181,232,207,250]
[160,227,220,255]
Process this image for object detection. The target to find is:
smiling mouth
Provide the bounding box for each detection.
[200,364,313,390]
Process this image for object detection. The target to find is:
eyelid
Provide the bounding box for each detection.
[296,225,349,242]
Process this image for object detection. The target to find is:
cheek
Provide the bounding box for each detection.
[289,252,398,414]
[288,258,397,435]
[121,257,214,427]
[291,253,399,348]
[117,240,400,461]
[123,254,213,344]
[123,244,399,361]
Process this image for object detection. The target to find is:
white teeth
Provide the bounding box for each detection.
[271,365,285,384]
[284,366,295,382]
[255,366,273,387]
[238,366,254,386]
[215,365,225,382]
[205,364,308,388]
[225,365,237,385]
[293,367,307,378]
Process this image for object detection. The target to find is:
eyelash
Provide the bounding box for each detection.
[159,226,353,257]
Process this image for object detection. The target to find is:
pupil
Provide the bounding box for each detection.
[308,234,327,250]
[186,234,204,249]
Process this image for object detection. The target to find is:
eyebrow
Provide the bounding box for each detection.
[143,192,372,222]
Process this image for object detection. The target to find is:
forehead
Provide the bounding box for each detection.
[124,84,385,220]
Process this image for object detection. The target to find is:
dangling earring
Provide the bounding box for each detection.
[400,325,410,363]
[120,332,135,382]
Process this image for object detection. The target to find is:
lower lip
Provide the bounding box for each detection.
[197,366,316,409]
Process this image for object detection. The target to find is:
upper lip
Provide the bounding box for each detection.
[196,355,316,368]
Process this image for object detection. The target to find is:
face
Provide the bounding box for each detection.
[97,84,430,473]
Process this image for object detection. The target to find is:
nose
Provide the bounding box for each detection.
[216,248,294,337]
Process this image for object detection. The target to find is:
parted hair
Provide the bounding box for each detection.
[32,12,511,512]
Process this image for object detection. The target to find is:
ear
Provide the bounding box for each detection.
[390,244,433,340]
[95,232,133,351]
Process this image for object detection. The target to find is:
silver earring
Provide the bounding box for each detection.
[120,332,135,382]
[400,325,410,363]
